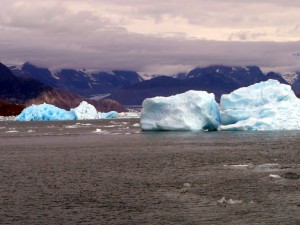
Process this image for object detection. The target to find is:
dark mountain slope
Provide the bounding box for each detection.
[109,66,289,105]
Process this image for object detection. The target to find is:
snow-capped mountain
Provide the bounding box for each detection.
[10,62,144,97]
[109,65,290,105]
[8,62,295,105]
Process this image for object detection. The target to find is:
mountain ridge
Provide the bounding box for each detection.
[8,62,299,105]
[1,62,128,112]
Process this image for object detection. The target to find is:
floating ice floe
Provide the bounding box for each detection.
[224,163,281,172]
[269,174,281,179]
[217,197,242,205]
[15,103,76,121]
[118,112,140,118]
[140,90,220,131]
[219,80,300,131]
[27,129,35,133]
[97,111,118,119]
[93,128,103,133]
[5,130,19,133]
[15,101,123,121]
[0,116,16,121]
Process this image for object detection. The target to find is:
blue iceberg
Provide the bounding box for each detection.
[140,90,220,131]
[15,103,76,121]
[97,111,118,119]
[16,101,122,121]
[219,80,300,131]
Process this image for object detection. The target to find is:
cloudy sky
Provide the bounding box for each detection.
[1,0,300,74]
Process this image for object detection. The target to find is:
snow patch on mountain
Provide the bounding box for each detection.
[281,72,299,84]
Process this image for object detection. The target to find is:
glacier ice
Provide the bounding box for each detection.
[219,79,300,131]
[15,103,76,121]
[15,79,300,131]
[118,112,140,118]
[140,90,220,131]
[71,101,98,120]
[97,111,118,119]
[16,101,121,121]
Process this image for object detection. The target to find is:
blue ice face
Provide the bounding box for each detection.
[15,101,120,122]
[15,103,76,121]
[219,79,300,131]
[98,111,118,119]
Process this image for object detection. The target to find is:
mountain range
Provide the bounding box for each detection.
[6,62,300,106]
[0,62,127,113]
[10,63,143,97]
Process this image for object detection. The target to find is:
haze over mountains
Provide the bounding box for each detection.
[7,62,300,105]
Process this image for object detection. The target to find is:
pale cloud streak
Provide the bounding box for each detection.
[0,0,300,74]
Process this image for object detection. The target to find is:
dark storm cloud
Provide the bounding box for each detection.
[1,0,300,74]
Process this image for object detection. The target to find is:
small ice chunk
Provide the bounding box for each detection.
[183,183,192,188]
[97,111,118,119]
[269,174,281,179]
[118,112,140,118]
[224,164,252,169]
[133,123,140,127]
[16,103,76,121]
[217,197,226,204]
[5,130,18,133]
[231,164,250,168]
[65,125,80,129]
[93,128,102,133]
[217,197,242,205]
[254,163,281,172]
[227,199,242,204]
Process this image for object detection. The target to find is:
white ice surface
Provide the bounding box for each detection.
[219,80,300,131]
[140,90,220,131]
[71,101,98,120]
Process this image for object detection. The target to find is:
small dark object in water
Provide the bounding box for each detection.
[281,172,300,179]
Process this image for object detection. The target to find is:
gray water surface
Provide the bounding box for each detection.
[0,119,299,224]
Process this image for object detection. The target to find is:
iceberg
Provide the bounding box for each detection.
[16,101,122,121]
[71,101,98,120]
[219,80,300,131]
[140,90,220,131]
[15,103,76,121]
[97,111,118,119]
[118,112,140,118]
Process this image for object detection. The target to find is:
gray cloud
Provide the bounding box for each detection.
[1,0,300,74]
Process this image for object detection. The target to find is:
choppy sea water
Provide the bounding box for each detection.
[0,119,299,225]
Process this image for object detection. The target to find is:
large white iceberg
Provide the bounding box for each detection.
[140,90,220,131]
[219,79,300,131]
[15,103,76,121]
